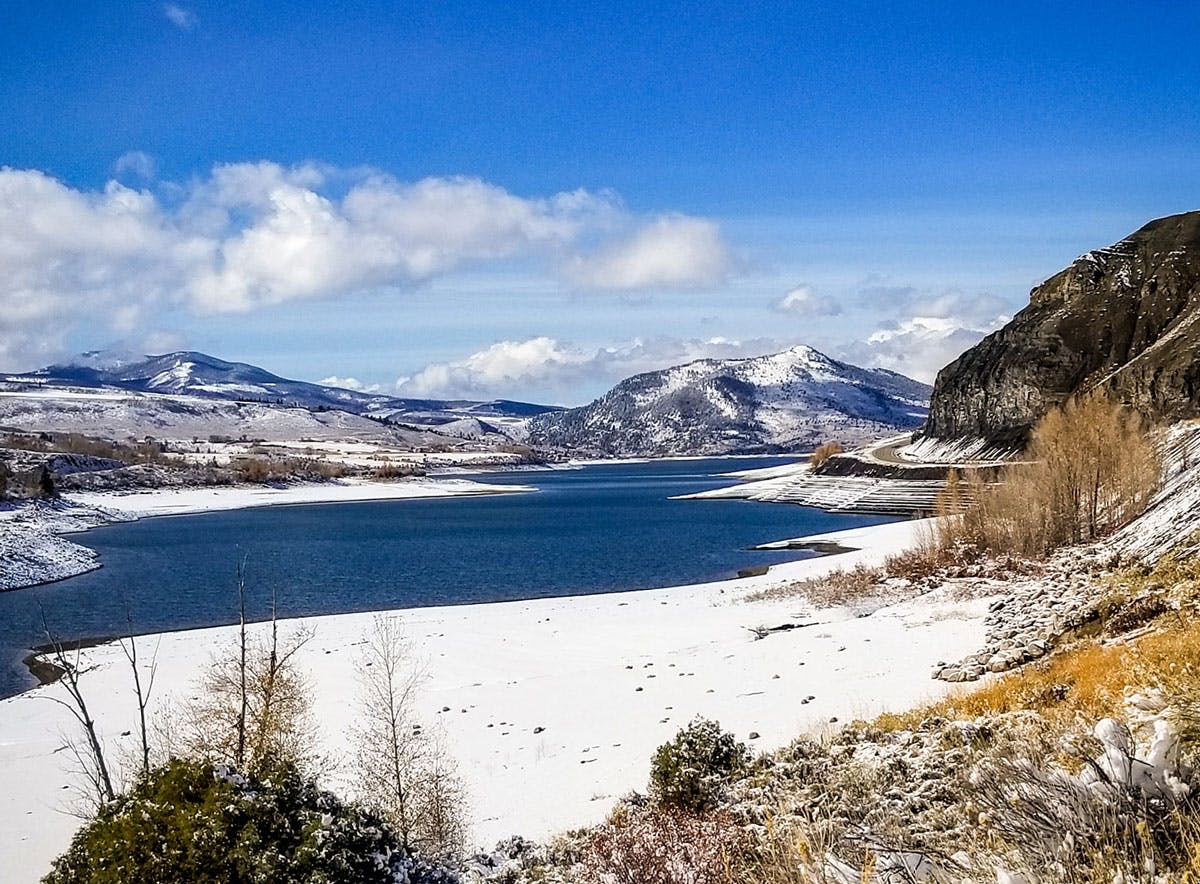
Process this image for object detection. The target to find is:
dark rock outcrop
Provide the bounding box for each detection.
[925,211,1200,444]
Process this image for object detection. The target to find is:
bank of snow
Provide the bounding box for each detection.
[64,475,534,519]
[0,519,993,884]
[0,477,535,592]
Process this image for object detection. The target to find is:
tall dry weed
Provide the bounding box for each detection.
[935,394,1159,559]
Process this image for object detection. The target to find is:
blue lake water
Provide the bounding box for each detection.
[0,458,896,698]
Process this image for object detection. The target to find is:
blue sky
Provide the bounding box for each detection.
[2,1,1199,402]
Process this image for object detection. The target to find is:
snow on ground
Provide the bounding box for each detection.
[0,518,993,883]
[63,476,535,519]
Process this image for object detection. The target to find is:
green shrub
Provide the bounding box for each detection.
[648,717,751,813]
[43,758,458,884]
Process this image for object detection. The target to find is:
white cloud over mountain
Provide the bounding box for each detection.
[0,164,733,369]
[835,286,1011,382]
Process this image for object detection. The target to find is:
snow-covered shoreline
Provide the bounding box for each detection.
[0,476,536,593]
[0,518,994,883]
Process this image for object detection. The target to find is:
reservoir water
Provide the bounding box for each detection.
[0,458,895,697]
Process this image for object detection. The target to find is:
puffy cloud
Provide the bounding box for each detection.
[566,215,731,290]
[0,169,183,367]
[163,4,197,29]
[774,285,842,316]
[185,169,614,312]
[397,335,783,402]
[0,163,727,370]
[113,151,157,180]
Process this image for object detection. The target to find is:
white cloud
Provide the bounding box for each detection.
[837,316,1004,383]
[831,281,1014,383]
[774,285,841,316]
[163,4,198,29]
[397,335,783,402]
[113,151,157,180]
[317,376,382,393]
[184,168,617,312]
[566,215,731,290]
[0,163,728,370]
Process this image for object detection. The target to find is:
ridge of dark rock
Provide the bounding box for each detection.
[925,211,1200,443]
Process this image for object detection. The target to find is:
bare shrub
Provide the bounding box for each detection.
[809,441,844,469]
[581,807,748,884]
[730,813,839,883]
[352,615,467,857]
[936,394,1159,559]
[179,620,317,773]
[375,459,421,479]
[2,432,173,465]
[39,634,116,811]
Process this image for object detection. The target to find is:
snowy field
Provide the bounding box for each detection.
[0,518,993,883]
[64,475,536,519]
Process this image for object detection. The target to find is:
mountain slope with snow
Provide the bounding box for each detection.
[526,346,930,456]
[4,351,558,422]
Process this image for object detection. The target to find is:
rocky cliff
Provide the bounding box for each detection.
[924,211,1200,444]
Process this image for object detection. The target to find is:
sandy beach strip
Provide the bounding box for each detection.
[0,518,991,883]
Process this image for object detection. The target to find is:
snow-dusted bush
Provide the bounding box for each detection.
[649,718,751,813]
[582,806,748,884]
[970,716,1199,882]
[43,758,460,884]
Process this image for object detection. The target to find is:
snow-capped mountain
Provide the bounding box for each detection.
[526,345,931,456]
[4,351,558,423]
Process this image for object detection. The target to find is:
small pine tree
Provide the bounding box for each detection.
[43,759,459,884]
[648,717,751,813]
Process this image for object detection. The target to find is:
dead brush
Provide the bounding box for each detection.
[730,811,854,884]
[743,563,886,606]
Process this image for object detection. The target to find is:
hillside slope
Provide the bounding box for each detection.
[527,346,930,457]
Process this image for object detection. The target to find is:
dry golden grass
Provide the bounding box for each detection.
[876,617,1200,734]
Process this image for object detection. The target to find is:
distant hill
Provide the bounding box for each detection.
[526,345,930,457]
[4,351,559,424]
[924,211,1200,446]
[0,351,562,445]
